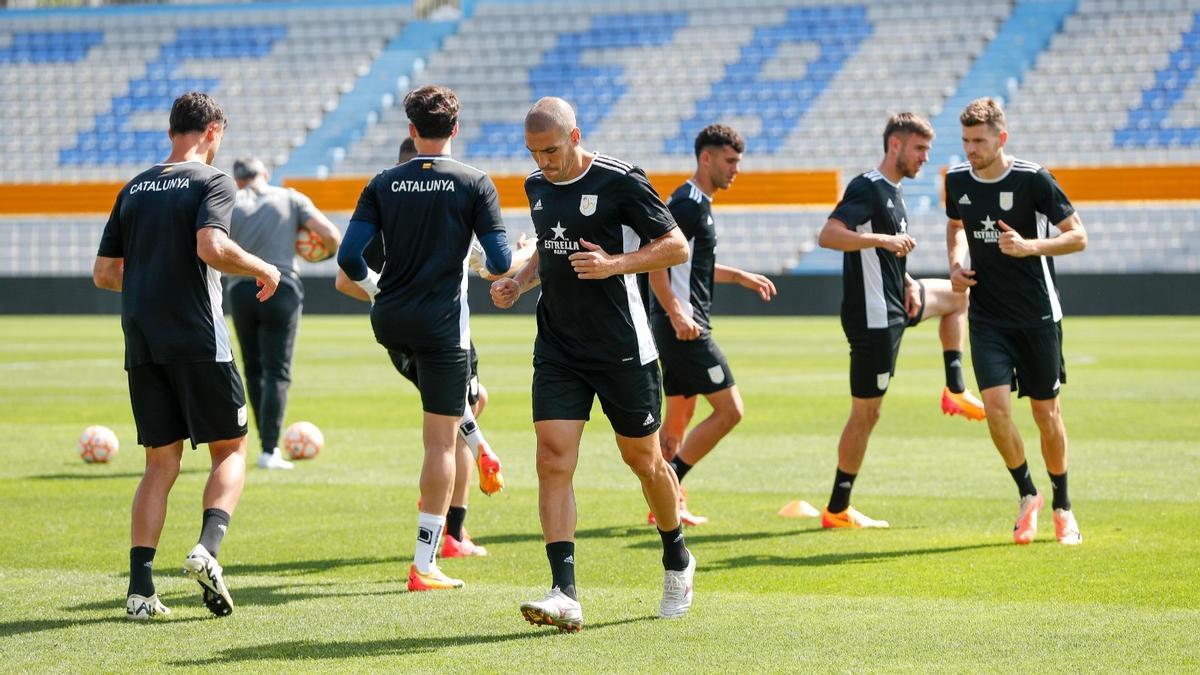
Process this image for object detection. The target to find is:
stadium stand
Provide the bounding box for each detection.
[0,1,409,183]
[0,0,1198,284]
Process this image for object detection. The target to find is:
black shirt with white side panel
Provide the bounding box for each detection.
[97,160,237,369]
[525,154,677,369]
[944,158,1075,328]
[351,154,506,349]
[829,170,909,330]
[649,180,717,332]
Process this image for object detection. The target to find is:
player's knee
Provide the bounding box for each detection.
[144,452,182,480]
[535,444,573,480]
[619,446,660,478]
[1031,401,1062,431]
[849,402,882,428]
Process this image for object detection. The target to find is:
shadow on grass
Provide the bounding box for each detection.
[701,541,1022,571]
[170,615,656,666]
[234,555,405,576]
[626,528,821,550]
[473,525,645,546]
[0,615,209,638]
[29,468,205,481]
[65,583,406,613]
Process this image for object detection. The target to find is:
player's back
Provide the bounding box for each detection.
[355,155,501,347]
[102,160,236,366]
[230,185,313,278]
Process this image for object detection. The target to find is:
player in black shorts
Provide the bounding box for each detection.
[335,136,535,559]
[337,86,511,590]
[946,98,1088,545]
[94,92,281,620]
[647,124,776,526]
[813,113,988,530]
[491,97,695,631]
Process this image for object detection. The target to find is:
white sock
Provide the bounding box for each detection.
[414,512,445,574]
[458,406,486,460]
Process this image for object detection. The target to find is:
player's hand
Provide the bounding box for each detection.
[256,264,281,302]
[904,280,921,319]
[516,231,535,250]
[569,239,619,279]
[491,277,519,309]
[670,311,702,341]
[950,265,976,292]
[997,220,1034,257]
[879,234,916,257]
[738,271,777,301]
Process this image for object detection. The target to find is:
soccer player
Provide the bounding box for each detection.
[93,92,281,619]
[491,97,695,631]
[945,98,1087,545]
[227,156,342,470]
[335,136,534,557]
[816,113,987,529]
[336,85,512,590]
[648,123,776,526]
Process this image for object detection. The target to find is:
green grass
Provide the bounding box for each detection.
[0,315,1198,672]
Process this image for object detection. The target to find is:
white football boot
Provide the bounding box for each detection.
[520,587,583,632]
[660,552,696,619]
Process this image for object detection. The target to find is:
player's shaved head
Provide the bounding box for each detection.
[525,97,576,136]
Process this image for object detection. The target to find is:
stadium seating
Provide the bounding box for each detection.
[0,2,408,182]
[1,0,1198,277]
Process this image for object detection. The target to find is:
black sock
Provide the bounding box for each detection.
[1048,471,1070,510]
[827,468,856,514]
[199,508,231,558]
[944,350,966,394]
[669,456,692,483]
[128,546,156,597]
[546,541,577,600]
[658,525,690,572]
[445,506,467,541]
[1008,462,1038,498]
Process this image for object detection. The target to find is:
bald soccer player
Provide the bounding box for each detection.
[492,97,695,631]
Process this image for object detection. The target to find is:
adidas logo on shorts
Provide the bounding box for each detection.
[643,413,655,426]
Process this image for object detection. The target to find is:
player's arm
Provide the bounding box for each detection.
[302,213,342,257]
[336,219,382,301]
[903,272,921,318]
[946,218,975,292]
[714,263,776,301]
[334,268,370,302]
[474,232,537,281]
[570,227,687,279]
[94,192,124,291]
[491,248,540,309]
[197,227,281,301]
[996,213,1087,258]
[93,256,123,292]
[818,216,914,256]
[649,268,701,340]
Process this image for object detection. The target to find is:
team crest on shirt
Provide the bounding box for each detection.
[999,192,1013,211]
[579,194,598,216]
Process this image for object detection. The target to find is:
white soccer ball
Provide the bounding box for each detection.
[78,425,119,464]
[295,227,330,262]
[283,421,323,460]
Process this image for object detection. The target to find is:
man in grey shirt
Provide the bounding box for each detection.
[228,157,341,469]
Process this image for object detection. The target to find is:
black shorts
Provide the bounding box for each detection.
[388,342,480,406]
[970,320,1066,400]
[653,324,735,398]
[127,361,248,448]
[532,357,662,438]
[844,321,906,399]
[381,340,469,416]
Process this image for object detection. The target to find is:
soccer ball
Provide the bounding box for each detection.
[295,227,330,262]
[78,425,119,463]
[283,421,323,460]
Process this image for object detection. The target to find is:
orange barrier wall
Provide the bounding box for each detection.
[1,166,1195,215]
[283,170,842,212]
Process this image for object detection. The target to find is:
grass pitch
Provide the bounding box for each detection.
[0,314,1197,672]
